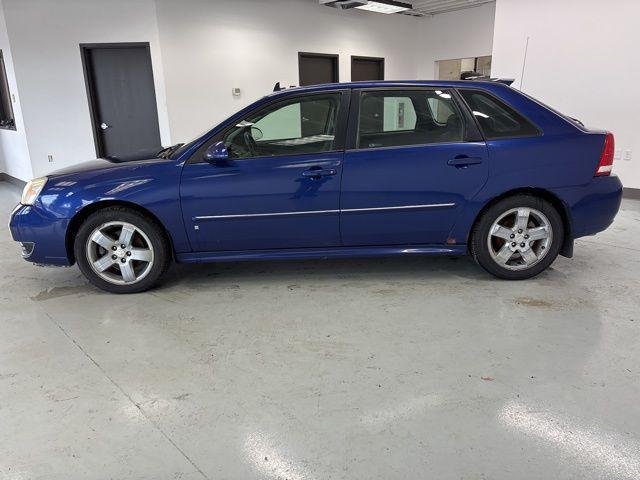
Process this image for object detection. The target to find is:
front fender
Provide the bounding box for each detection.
[38,159,191,255]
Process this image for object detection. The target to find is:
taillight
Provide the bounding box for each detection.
[595,132,614,176]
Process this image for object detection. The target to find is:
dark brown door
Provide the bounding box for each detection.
[82,43,162,158]
[298,52,339,86]
[351,56,385,81]
[298,53,339,137]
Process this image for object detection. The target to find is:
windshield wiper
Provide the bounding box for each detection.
[158,143,184,159]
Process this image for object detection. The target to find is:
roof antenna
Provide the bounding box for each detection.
[519,36,530,90]
[273,82,283,92]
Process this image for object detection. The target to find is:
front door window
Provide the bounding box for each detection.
[223,93,342,159]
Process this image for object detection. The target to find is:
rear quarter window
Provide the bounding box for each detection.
[459,89,540,139]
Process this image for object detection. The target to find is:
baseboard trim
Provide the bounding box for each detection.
[0,173,26,188]
[623,187,640,200]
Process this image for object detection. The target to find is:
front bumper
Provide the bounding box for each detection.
[8,204,72,266]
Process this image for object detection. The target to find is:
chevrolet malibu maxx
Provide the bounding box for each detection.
[9,81,622,293]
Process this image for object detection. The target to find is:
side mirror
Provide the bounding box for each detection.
[203,141,229,162]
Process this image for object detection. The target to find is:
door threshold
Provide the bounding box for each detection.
[176,244,467,264]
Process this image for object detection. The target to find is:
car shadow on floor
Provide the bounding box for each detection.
[156,255,516,291]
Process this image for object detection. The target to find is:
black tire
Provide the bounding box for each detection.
[470,194,564,280]
[74,206,171,293]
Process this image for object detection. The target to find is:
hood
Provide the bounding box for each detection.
[47,147,167,178]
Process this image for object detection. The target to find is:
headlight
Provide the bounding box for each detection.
[21,177,47,205]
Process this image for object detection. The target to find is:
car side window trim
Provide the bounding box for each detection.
[187,90,351,165]
[454,87,543,140]
[344,87,480,151]
[345,139,486,154]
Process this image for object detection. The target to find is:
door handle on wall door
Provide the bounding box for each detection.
[447,155,483,168]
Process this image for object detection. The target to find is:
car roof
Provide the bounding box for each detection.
[267,80,509,98]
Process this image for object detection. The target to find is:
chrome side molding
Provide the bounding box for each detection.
[342,203,455,213]
[193,203,455,221]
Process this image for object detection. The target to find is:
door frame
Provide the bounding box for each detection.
[298,52,339,86]
[350,55,385,81]
[79,42,159,157]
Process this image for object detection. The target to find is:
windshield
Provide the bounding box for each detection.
[167,118,234,160]
[157,143,184,159]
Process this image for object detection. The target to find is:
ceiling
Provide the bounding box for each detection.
[404,0,494,16]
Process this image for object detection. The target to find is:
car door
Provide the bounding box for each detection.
[340,88,489,246]
[180,90,349,252]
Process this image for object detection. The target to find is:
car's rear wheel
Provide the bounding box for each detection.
[74,206,171,293]
[471,194,564,280]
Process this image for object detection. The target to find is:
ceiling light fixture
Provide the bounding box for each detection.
[355,0,412,14]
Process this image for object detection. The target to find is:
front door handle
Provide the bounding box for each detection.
[447,155,483,168]
[302,168,337,179]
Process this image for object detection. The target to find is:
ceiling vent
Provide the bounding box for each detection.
[320,0,368,9]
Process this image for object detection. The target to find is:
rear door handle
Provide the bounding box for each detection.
[447,155,483,168]
[302,168,337,179]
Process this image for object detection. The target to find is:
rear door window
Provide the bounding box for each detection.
[459,89,539,139]
[356,90,464,149]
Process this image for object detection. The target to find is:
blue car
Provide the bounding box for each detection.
[9,81,622,293]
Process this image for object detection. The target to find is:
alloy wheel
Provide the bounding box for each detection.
[486,207,553,271]
[86,221,155,285]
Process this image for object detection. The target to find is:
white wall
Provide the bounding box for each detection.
[0,0,496,180]
[491,0,640,189]
[2,0,172,180]
[0,0,31,181]
[155,0,424,142]
[417,2,495,80]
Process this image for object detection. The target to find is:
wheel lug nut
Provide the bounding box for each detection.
[511,242,516,247]
[112,246,117,251]
[120,244,126,248]
[520,243,525,247]
[112,254,117,260]
[524,234,529,239]
[126,251,132,256]
[518,229,523,234]
[510,234,515,239]
[120,258,126,263]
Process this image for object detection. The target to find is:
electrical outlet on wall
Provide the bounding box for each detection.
[47,154,54,163]
[623,150,632,161]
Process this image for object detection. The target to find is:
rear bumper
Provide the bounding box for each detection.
[8,204,72,266]
[552,175,623,239]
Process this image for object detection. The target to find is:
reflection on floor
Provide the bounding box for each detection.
[1,181,639,480]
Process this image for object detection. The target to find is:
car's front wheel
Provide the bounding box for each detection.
[74,206,171,293]
[471,194,564,280]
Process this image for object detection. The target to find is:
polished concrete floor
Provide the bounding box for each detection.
[1,181,639,480]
